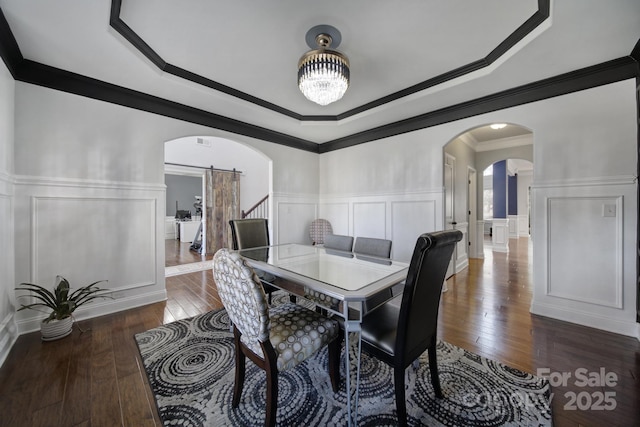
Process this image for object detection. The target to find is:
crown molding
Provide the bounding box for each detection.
[318,56,639,153]
[0,8,638,154]
[110,0,550,122]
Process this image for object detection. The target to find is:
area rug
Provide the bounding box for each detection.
[165,260,214,277]
[135,300,552,426]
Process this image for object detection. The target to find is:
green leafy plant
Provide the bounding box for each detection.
[16,275,111,323]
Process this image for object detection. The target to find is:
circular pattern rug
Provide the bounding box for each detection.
[135,299,552,426]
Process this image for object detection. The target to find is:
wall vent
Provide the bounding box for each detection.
[196,137,212,147]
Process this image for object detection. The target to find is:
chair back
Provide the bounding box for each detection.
[213,249,270,347]
[396,230,462,364]
[323,234,354,252]
[229,218,270,250]
[310,219,333,245]
[353,237,392,258]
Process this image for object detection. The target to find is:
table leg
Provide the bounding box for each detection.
[343,305,363,426]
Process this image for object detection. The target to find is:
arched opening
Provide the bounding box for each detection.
[163,136,272,268]
[443,122,533,274]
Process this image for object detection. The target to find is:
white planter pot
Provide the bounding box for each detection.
[40,317,73,341]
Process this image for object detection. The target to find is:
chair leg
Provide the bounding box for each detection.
[264,360,278,427]
[327,337,340,392]
[427,340,443,398]
[232,330,246,408]
[393,366,408,427]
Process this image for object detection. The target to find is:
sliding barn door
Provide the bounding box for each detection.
[204,169,240,255]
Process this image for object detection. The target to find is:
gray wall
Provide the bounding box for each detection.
[165,174,201,217]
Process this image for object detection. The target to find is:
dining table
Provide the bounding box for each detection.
[236,243,410,426]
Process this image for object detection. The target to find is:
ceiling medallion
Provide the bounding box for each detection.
[298,25,350,106]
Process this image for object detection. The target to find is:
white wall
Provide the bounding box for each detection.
[320,131,446,262]
[11,82,319,334]
[0,61,17,365]
[4,71,638,345]
[319,79,638,338]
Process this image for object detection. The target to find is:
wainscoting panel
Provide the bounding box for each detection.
[530,178,636,337]
[508,214,519,238]
[476,220,486,259]
[319,202,350,236]
[32,196,157,291]
[391,200,438,262]
[491,218,510,253]
[518,214,529,237]
[547,196,622,308]
[276,201,317,244]
[454,222,469,273]
[353,202,386,239]
[319,190,443,262]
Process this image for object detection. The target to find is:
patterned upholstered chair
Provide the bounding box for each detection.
[361,230,463,426]
[213,249,341,427]
[309,218,333,245]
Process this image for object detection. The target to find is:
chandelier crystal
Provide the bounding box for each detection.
[298,33,350,106]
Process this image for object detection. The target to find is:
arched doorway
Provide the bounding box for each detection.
[443,123,533,268]
[163,136,272,266]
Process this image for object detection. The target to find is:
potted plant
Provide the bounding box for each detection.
[15,275,111,341]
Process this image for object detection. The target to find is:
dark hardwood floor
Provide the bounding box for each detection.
[1,237,638,426]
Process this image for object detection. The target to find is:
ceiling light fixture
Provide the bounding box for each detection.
[298,25,350,106]
[490,123,507,130]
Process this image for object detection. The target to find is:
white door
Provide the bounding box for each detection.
[444,154,456,278]
[468,167,477,258]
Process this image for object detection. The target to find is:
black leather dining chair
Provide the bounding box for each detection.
[360,230,463,426]
[229,218,278,303]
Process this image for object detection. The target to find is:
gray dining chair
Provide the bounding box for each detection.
[229,218,278,303]
[353,237,394,312]
[353,237,392,258]
[323,234,354,252]
[360,230,463,426]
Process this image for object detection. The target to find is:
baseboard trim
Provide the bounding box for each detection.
[14,289,168,335]
[530,301,638,338]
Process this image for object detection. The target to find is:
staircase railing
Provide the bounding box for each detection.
[242,195,269,219]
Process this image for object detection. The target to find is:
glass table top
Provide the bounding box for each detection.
[237,244,409,297]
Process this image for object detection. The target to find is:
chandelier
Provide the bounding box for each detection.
[298,25,350,106]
